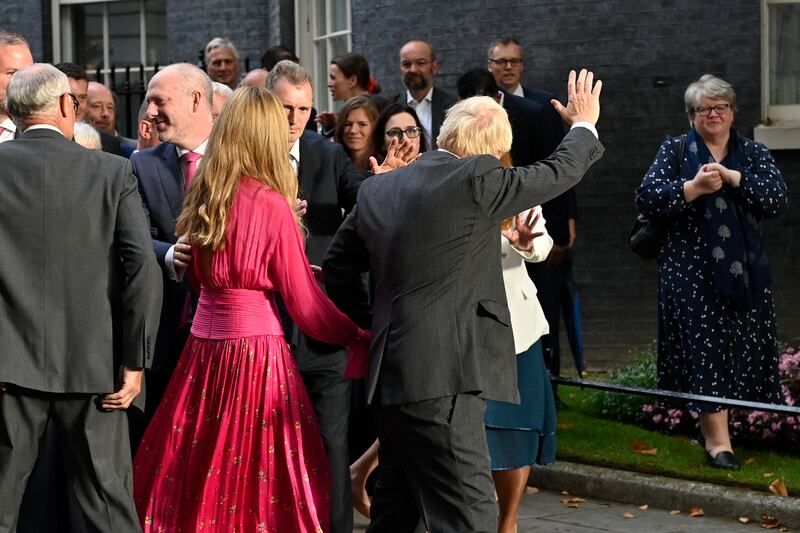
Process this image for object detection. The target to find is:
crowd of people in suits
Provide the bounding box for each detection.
[0,23,787,533]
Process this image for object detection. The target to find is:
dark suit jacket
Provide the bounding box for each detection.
[0,129,161,395]
[518,85,575,244]
[392,86,456,149]
[502,91,559,167]
[286,130,367,364]
[324,127,603,406]
[130,142,193,369]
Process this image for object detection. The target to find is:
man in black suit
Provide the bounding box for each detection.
[130,63,214,441]
[0,63,161,532]
[456,68,559,166]
[324,70,603,533]
[392,39,455,149]
[267,59,367,533]
[488,37,577,387]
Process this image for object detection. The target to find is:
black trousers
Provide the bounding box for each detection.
[0,386,140,532]
[296,341,353,533]
[367,394,497,533]
[527,258,568,380]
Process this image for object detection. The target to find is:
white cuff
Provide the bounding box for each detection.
[164,245,184,282]
[571,121,598,139]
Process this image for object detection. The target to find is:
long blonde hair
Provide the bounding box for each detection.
[176,86,299,249]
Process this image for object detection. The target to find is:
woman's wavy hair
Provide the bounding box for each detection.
[371,103,429,161]
[334,96,379,158]
[176,86,299,250]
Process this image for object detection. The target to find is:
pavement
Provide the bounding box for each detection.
[352,461,800,532]
[353,486,786,531]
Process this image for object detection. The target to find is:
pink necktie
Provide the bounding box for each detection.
[181,151,202,190]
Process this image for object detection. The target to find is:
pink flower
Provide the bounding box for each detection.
[653,414,662,424]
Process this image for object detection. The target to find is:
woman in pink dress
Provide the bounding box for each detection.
[133,86,370,532]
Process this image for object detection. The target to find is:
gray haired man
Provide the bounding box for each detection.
[205,36,240,89]
[0,63,161,531]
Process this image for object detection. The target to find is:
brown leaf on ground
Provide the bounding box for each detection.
[567,503,580,508]
[689,507,704,517]
[760,515,780,529]
[562,497,587,505]
[623,512,636,519]
[631,441,658,455]
[739,517,751,524]
[557,422,574,430]
[745,457,756,465]
[779,527,788,532]
[768,479,789,497]
[525,486,539,494]
[634,448,658,455]
[638,504,648,510]
[670,510,681,515]
[560,490,570,496]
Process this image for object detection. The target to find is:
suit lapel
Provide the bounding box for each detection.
[297,135,319,202]
[158,143,184,218]
[430,88,445,144]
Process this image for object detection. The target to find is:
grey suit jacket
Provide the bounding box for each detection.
[324,127,603,406]
[0,129,162,395]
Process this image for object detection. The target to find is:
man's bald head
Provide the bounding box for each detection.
[86,81,117,134]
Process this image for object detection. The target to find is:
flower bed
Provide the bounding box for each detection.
[584,345,800,450]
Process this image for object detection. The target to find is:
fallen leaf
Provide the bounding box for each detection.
[560,490,570,496]
[670,510,681,515]
[567,503,580,508]
[745,457,756,465]
[760,515,780,529]
[769,479,789,497]
[525,486,539,494]
[689,507,704,517]
[563,497,586,505]
[739,516,750,523]
[623,512,636,519]
[557,422,574,430]
[763,472,775,477]
[779,527,788,532]
[634,448,658,455]
[638,504,648,510]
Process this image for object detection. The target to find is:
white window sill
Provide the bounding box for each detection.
[753,123,800,150]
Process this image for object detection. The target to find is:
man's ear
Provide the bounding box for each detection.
[59,93,71,118]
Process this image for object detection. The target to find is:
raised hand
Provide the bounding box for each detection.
[552,69,602,126]
[502,210,544,252]
[370,137,419,175]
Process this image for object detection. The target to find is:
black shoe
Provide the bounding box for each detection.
[707,450,740,470]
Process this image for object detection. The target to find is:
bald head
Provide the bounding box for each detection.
[241,68,269,88]
[145,63,214,150]
[86,81,116,134]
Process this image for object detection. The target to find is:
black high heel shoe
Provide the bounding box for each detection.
[707,450,740,470]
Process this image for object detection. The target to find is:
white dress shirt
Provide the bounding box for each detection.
[289,139,301,175]
[406,87,434,145]
[0,117,18,143]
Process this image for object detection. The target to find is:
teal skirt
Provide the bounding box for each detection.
[485,340,557,470]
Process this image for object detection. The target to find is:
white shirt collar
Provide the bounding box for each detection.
[24,124,65,136]
[437,147,460,159]
[176,138,209,159]
[1,117,17,133]
[289,139,301,162]
[497,91,505,107]
[511,84,524,97]
[406,86,434,105]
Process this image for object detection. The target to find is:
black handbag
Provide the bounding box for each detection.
[630,135,685,259]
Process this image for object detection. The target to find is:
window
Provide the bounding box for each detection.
[761,0,800,124]
[295,0,351,112]
[52,0,167,136]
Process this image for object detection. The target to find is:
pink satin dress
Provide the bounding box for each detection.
[133,178,368,532]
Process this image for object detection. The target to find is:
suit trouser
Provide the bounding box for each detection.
[367,394,497,533]
[0,386,141,533]
[296,345,353,533]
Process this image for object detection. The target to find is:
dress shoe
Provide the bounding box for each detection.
[707,450,740,470]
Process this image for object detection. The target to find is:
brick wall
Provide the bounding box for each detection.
[351,0,800,369]
[1,0,46,61]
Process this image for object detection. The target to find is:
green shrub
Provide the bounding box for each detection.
[582,349,658,424]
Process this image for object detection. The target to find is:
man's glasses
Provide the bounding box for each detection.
[488,58,523,67]
[694,103,731,117]
[400,59,431,70]
[67,93,80,114]
[385,126,422,140]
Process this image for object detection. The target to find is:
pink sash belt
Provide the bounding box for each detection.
[191,287,284,340]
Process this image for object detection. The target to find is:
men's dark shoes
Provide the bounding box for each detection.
[707,450,740,470]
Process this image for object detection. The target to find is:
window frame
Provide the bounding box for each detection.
[51,0,162,85]
[295,0,352,112]
[761,0,800,124]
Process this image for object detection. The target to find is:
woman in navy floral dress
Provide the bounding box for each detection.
[636,74,788,470]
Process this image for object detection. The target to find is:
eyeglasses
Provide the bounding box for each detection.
[385,126,422,140]
[67,93,80,114]
[693,103,731,117]
[488,58,523,67]
[400,59,431,70]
